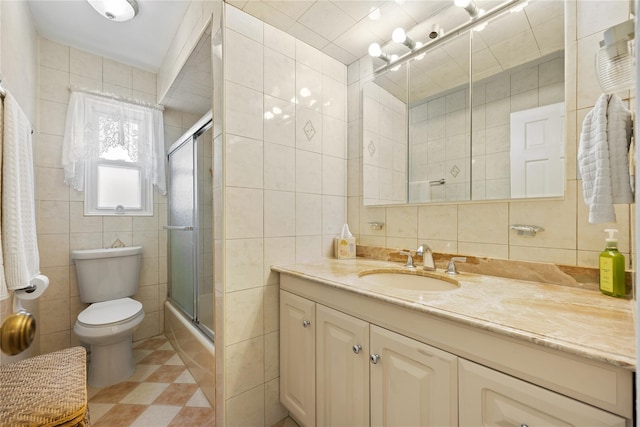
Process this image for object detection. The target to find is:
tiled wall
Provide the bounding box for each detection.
[408,85,471,203]
[219,5,347,426]
[0,0,39,364]
[347,0,634,268]
[362,83,407,205]
[36,38,167,355]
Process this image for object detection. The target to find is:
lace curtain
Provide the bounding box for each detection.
[62,90,166,194]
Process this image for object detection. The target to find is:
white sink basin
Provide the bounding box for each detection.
[358,270,459,292]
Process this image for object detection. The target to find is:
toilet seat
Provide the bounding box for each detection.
[77,297,143,327]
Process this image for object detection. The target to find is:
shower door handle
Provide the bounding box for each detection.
[163,225,194,231]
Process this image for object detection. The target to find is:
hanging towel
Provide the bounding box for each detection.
[0,98,6,300]
[578,94,633,223]
[2,92,41,292]
[607,95,634,203]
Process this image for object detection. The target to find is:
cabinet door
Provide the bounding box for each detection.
[316,305,369,427]
[459,359,626,427]
[280,291,316,427]
[370,325,458,427]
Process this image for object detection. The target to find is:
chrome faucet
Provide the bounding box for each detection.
[398,250,415,268]
[417,244,435,271]
[446,257,467,275]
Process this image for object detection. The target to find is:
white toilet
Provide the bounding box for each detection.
[72,246,145,388]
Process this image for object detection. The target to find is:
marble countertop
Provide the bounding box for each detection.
[273,258,636,370]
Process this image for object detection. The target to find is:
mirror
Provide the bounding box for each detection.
[362,62,408,205]
[363,0,565,206]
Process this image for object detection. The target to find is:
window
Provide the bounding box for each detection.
[62,90,166,216]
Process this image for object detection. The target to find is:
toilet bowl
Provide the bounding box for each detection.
[74,298,144,388]
[71,246,144,388]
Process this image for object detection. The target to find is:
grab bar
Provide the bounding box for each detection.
[163,225,194,231]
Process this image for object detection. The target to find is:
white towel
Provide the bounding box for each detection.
[578,94,633,223]
[2,92,41,291]
[607,95,634,203]
[0,98,6,300]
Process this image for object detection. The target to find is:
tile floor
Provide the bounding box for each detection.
[86,335,215,426]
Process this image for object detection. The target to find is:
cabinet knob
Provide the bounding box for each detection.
[370,354,380,364]
[302,320,311,328]
[352,344,362,354]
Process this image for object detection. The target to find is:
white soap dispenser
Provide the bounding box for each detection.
[334,224,356,259]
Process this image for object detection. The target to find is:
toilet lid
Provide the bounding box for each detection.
[78,297,143,326]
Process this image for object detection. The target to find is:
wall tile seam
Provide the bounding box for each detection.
[39,98,68,110]
[227,53,345,88]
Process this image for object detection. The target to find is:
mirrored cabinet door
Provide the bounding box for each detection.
[362,0,565,207]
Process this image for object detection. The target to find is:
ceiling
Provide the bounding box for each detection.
[27,0,190,72]
[25,0,524,71]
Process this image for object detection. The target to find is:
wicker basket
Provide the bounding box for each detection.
[0,347,90,426]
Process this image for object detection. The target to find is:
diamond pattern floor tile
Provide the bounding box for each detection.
[87,335,214,426]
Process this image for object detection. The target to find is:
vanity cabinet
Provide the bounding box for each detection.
[280,291,315,427]
[369,325,458,426]
[279,274,633,426]
[459,359,626,426]
[282,290,458,427]
[316,304,369,427]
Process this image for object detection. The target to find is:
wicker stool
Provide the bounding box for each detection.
[0,347,90,426]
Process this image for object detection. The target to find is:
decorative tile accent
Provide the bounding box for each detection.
[450,164,460,177]
[303,120,316,141]
[368,140,376,157]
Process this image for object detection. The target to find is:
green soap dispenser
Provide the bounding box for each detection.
[599,229,626,297]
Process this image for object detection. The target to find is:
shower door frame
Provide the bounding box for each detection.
[166,111,214,342]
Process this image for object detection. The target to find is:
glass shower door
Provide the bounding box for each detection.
[196,125,214,337]
[167,114,214,341]
[167,137,196,317]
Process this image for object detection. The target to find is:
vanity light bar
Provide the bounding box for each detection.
[373,0,526,76]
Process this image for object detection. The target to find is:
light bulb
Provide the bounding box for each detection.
[368,43,382,57]
[392,28,407,43]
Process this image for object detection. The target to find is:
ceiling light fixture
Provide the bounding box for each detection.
[87,0,139,22]
[454,0,480,19]
[392,28,416,49]
[368,43,391,63]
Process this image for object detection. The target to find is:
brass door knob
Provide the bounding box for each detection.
[1,310,36,355]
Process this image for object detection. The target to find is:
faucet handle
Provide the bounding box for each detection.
[446,257,467,275]
[417,244,436,271]
[399,250,415,268]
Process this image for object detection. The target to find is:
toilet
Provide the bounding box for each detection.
[72,246,145,388]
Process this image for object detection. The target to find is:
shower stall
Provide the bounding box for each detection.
[166,112,214,342]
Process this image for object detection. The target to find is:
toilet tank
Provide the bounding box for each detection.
[71,246,143,303]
